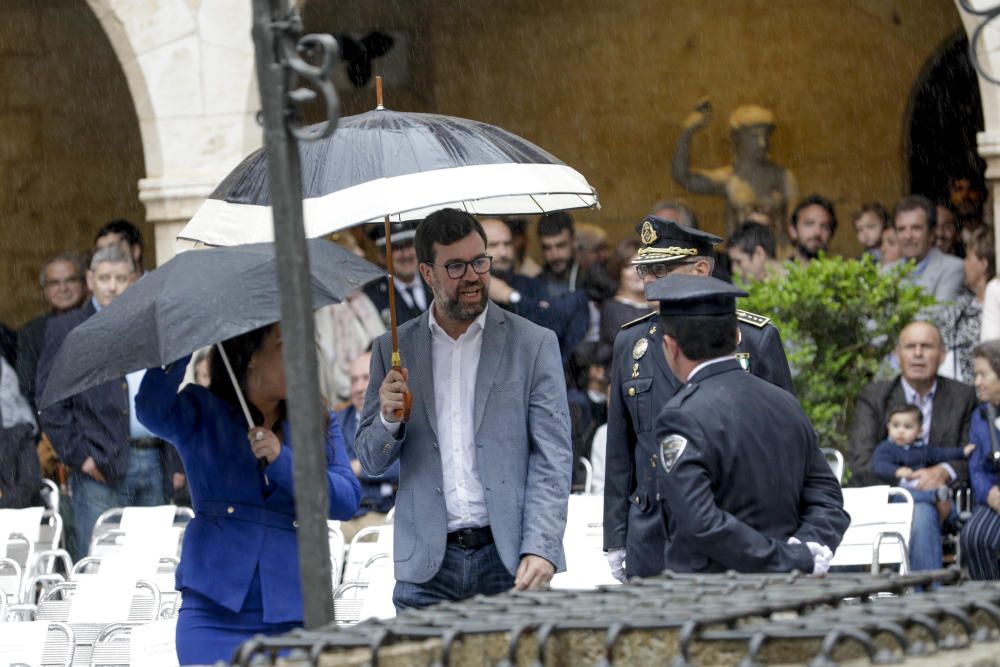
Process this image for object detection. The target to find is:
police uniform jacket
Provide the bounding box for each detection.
[602,309,794,576]
[363,276,429,327]
[656,358,849,573]
[136,356,361,623]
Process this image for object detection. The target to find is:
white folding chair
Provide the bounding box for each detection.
[0,620,75,667]
[328,521,346,590]
[35,580,161,665]
[830,486,914,574]
[89,506,193,559]
[550,495,620,590]
[821,447,844,485]
[342,526,388,583]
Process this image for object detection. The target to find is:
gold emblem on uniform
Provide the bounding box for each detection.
[649,324,656,335]
[628,387,636,397]
[632,338,648,360]
[735,352,750,372]
[640,220,658,246]
[631,362,640,378]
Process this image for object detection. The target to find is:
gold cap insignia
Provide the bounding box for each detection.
[640,220,658,246]
[633,338,648,360]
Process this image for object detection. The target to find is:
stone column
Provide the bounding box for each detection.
[87,0,261,266]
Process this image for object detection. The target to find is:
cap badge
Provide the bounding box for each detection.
[640,220,658,246]
[632,338,648,360]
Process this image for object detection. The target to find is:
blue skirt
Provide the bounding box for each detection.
[175,568,300,665]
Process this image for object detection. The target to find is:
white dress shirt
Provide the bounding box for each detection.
[900,377,956,480]
[381,303,490,531]
[395,276,427,311]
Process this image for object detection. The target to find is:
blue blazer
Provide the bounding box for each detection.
[136,356,360,623]
[969,406,1000,508]
[871,438,969,482]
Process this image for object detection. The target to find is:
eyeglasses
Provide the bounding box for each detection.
[635,261,693,279]
[44,277,83,288]
[430,256,493,279]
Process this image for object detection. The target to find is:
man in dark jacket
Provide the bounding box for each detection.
[37,245,171,558]
[481,216,589,361]
[848,320,976,571]
[650,275,848,573]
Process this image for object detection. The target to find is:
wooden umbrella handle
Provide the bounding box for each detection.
[391,354,413,423]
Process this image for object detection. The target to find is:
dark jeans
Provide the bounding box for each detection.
[70,447,166,560]
[392,542,515,612]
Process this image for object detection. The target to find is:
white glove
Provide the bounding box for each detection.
[788,537,833,575]
[606,548,627,583]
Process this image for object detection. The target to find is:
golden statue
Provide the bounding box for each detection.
[672,100,798,239]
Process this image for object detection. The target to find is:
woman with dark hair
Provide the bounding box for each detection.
[598,238,651,345]
[136,324,360,663]
[960,339,1000,579]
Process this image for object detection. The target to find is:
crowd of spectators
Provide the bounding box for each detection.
[4,174,1000,580]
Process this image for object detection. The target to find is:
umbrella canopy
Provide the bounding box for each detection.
[178,108,599,246]
[39,240,383,409]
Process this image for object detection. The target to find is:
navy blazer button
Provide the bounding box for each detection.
[227,506,234,514]
[293,520,299,528]
[435,488,442,495]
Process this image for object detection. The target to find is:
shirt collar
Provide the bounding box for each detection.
[901,377,937,403]
[687,355,735,382]
[428,301,489,339]
[91,296,103,312]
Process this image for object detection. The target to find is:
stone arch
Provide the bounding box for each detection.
[85,0,261,264]
[956,1,1000,254]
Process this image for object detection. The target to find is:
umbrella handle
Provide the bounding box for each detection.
[391,353,412,423]
[216,343,271,480]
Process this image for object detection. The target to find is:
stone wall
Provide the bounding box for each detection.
[0,0,146,328]
[306,0,964,255]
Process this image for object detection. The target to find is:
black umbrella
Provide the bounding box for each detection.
[177,93,598,247]
[39,239,383,409]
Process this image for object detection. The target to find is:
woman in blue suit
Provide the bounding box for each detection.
[961,339,1000,579]
[137,324,360,664]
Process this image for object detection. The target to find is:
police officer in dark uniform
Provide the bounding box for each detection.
[603,216,793,581]
[363,220,430,327]
[649,274,848,573]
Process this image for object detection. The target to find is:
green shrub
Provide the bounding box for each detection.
[739,256,934,454]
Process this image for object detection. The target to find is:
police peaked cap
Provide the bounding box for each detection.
[632,216,721,265]
[368,219,420,247]
[645,274,747,317]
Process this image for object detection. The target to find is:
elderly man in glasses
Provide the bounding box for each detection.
[17,253,88,410]
[603,215,793,582]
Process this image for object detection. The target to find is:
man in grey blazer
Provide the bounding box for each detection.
[893,195,964,304]
[356,208,572,611]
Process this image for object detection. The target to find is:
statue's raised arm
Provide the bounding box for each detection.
[671,98,728,197]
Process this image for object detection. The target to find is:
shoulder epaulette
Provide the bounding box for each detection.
[736,309,770,328]
[665,382,699,409]
[620,311,657,329]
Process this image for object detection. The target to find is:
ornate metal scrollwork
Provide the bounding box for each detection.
[959,0,1000,85]
[267,7,341,141]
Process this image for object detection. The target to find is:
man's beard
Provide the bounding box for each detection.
[439,281,488,321]
[797,241,823,260]
[545,259,570,278]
